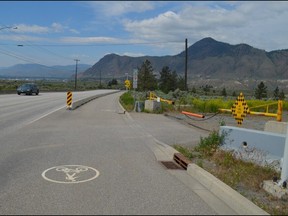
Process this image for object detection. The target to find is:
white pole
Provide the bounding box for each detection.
[279,124,288,186]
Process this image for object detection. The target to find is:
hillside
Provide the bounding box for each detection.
[0,64,91,79]
[80,37,288,90]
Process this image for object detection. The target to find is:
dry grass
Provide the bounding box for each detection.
[173,133,288,215]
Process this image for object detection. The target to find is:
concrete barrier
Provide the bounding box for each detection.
[264,121,288,135]
[70,90,121,110]
[144,100,161,112]
[220,126,285,169]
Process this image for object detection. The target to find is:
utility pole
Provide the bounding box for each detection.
[185,38,188,91]
[99,70,102,88]
[74,59,80,91]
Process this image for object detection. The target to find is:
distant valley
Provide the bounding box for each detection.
[2,37,288,91]
[0,64,91,80]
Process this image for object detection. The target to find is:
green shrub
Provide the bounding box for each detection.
[173,145,194,159]
[195,131,224,156]
[120,91,135,111]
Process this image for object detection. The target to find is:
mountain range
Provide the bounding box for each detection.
[1,37,288,91]
[79,37,288,91]
[0,64,91,80]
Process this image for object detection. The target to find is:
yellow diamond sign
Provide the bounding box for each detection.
[231,92,249,125]
[125,79,131,89]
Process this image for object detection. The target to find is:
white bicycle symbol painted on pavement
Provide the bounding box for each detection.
[56,166,89,182]
[42,165,100,184]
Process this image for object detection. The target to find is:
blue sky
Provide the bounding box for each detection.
[1,1,288,68]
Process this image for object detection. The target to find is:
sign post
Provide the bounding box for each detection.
[133,69,138,89]
[279,126,288,187]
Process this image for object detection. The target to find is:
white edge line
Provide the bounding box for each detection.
[25,105,66,126]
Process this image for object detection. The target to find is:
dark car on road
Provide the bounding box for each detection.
[17,83,39,95]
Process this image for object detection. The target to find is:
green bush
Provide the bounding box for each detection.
[191,98,233,113]
[120,91,135,111]
[195,131,224,156]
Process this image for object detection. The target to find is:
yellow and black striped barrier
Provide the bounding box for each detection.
[67,91,72,109]
[219,92,283,125]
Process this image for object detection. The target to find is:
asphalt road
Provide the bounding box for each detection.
[0,91,220,215]
[0,90,118,138]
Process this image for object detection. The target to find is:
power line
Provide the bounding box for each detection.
[0,24,75,64]
[0,48,76,73]
[15,40,183,47]
[0,48,42,65]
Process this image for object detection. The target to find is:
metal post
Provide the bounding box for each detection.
[185,38,188,91]
[277,100,283,122]
[99,70,102,88]
[74,59,80,91]
[125,73,128,90]
[279,125,288,186]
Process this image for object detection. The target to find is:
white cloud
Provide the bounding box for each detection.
[59,36,119,44]
[87,1,154,17]
[13,23,79,34]
[51,23,64,33]
[15,24,50,34]
[0,34,44,42]
[122,1,288,51]
[122,52,145,57]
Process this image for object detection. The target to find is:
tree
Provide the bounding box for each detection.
[202,84,212,95]
[221,87,227,97]
[177,75,186,91]
[273,86,280,100]
[158,66,178,93]
[137,59,157,91]
[159,66,171,93]
[171,71,178,91]
[191,86,197,93]
[279,90,285,100]
[108,78,118,87]
[254,81,267,99]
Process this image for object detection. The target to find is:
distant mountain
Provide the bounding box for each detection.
[0,63,91,79]
[80,54,183,80]
[79,37,288,90]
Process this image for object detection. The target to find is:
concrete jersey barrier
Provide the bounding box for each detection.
[71,90,121,110]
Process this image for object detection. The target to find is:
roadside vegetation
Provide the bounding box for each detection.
[2,58,288,214]
[0,78,123,94]
[120,89,288,114]
[173,132,287,215]
[118,59,288,215]
[119,86,288,215]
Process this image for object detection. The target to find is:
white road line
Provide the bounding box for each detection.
[25,105,66,126]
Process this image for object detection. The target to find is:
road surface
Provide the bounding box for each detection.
[0,91,223,214]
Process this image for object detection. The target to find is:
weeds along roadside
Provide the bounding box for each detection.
[173,130,287,215]
[119,90,288,114]
[120,90,287,215]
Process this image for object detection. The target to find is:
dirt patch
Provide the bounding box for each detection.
[165,111,287,133]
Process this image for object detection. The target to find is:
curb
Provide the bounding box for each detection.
[117,96,269,215]
[151,132,269,215]
[187,163,269,215]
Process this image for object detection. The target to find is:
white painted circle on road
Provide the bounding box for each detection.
[42,165,100,184]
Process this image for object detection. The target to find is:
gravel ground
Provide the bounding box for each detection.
[164,111,288,133]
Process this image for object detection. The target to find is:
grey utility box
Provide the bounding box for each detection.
[134,101,144,112]
[144,100,161,112]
